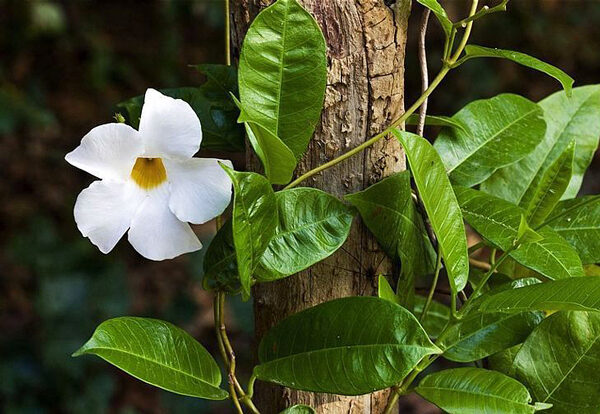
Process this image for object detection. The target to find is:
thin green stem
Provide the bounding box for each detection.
[224,0,231,66]
[449,0,479,63]
[468,241,486,255]
[420,246,442,322]
[382,387,400,414]
[490,248,497,266]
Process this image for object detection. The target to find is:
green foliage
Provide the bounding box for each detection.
[118,64,244,151]
[74,317,228,400]
[434,94,546,187]
[416,368,551,413]
[346,172,436,306]
[416,0,453,37]
[254,297,440,395]
[476,277,600,313]
[455,187,583,280]
[459,45,574,94]
[437,311,543,363]
[482,85,600,202]
[256,188,354,281]
[394,130,469,295]
[513,311,600,413]
[546,195,600,264]
[202,219,239,293]
[522,141,575,227]
[238,0,326,162]
[222,166,278,299]
[406,114,467,131]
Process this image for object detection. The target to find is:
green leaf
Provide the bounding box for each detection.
[406,113,467,131]
[488,344,522,378]
[233,95,297,185]
[514,311,600,413]
[476,277,600,313]
[414,295,450,339]
[454,187,583,280]
[437,311,543,363]
[238,0,326,159]
[280,405,315,414]
[522,140,575,228]
[117,65,244,152]
[222,166,278,299]
[416,0,452,37]
[346,171,436,306]
[416,367,551,414]
[202,219,239,293]
[254,296,440,395]
[460,45,574,95]
[378,274,399,304]
[516,216,545,246]
[482,85,600,202]
[510,226,584,280]
[73,317,228,400]
[394,130,469,294]
[545,195,600,264]
[434,94,546,187]
[255,188,354,282]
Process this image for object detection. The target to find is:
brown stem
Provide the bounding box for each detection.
[416,8,431,137]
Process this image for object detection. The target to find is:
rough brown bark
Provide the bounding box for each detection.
[232,1,411,412]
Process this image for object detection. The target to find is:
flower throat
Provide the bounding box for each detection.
[130,157,167,189]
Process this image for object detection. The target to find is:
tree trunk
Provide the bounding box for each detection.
[231,1,411,412]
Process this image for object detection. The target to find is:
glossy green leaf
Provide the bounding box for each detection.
[414,295,450,339]
[118,65,244,152]
[416,0,452,37]
[476,277,600,313]
[488,344,522,378]
[406,113,467,131]
[222,166,278,299]
[416,367,551,414]
[510,226,584,280]
[482,85,600,202]
[202,219,239,293]
[460,45,574,95]
[545,195,600,264]
[522,140,575,228]
[254,296,440,395]
[238,0,326,159]
[346,171,436,306]
[280,405,315,414]
[233,95,296,185]
[516,216,545,246]
[434,94,545,187]
[437,311,543,363]
[454,187,583,280]
[378,277,450,338]
[394,130,469,294]
[73,317,228,400]
[255,188,354,282]
[514,311,600,413]
[378,275,398,304]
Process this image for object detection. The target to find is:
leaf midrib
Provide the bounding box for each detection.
[418,385,532,408]
[81,345,220,389]
[449,107,539,173]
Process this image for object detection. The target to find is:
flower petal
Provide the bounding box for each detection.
[138,88,202,160]
[74,180,145,254]
[65,123,143,181]
[165,158,233,224]
[128,187,202,260]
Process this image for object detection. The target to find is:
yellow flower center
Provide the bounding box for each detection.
[130,157,167,189]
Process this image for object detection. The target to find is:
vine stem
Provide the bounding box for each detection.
[420,245,442,322]
[224,0,231,66]
[214,292,261,414]
[416,8,431,137]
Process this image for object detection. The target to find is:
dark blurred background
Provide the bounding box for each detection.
[1,1,599,413]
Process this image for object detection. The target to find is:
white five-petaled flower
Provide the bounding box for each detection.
[66,88,233,261]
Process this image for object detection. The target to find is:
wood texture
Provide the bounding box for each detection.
[232,1,411,412]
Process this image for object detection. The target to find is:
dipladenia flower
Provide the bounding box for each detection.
[66,88,233,260]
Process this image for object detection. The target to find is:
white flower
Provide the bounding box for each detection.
[65,88,233,261]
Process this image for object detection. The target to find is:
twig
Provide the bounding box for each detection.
[469,257,492,271]
[416,8,431,137]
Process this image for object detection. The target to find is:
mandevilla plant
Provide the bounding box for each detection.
[66,0,600,413]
